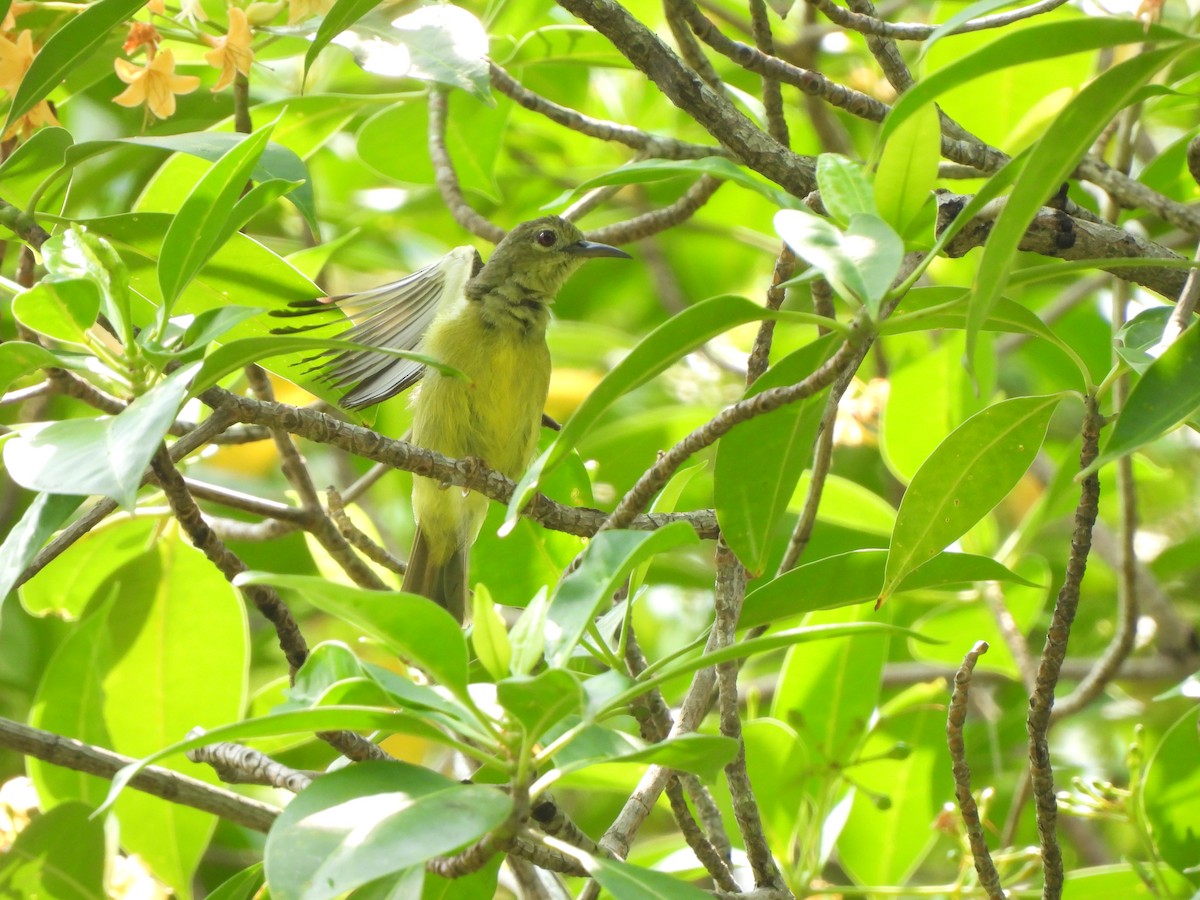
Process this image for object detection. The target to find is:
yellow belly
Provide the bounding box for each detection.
[409,310,550,563]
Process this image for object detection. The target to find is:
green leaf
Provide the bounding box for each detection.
[0,126,72,211]
[19,514,161,619]
[714,336,838,575]
[817,153,876,225]
[606,622,934,714]
[265,762,510,900]
[237,572,470,696]
[882,18,1186,144]
[471,583,512,681]
[772,604,889,765]
[158,121,278,312]
[742,550,1039,629]
[0,492,83,601]
[4,0,147,132]
[874,102,941,236]
[1140,706,1200,883]
[304,0,386,80]
[0,803,106,899]
[29,533,247,895]
[63,133,317,234]
[206,864,265,900]
[3,363,200,509]
[1114,307,1172,375]
[881,394,1062,603]
[919,0,1031,57]
[1084,320,1200,476]
[508,588,549,677]
[589,858,718,898]
[556,733,739,784]
[0,341,81,394]
[567,156,802,211]
[506,295,840,525]
[12,278,100,345]
[548,522,699,665]
[965,44,1194,369]
[497,668,582,739]
[100,706,448,813]
[774,210,904,313]
[334,5,491,102]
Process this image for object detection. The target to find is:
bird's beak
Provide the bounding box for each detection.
[568,240,632,259]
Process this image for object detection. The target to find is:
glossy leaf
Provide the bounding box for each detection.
[304,0,387,79]
[471,583,512,681]
[101,706,446,813]
[63,133,316,232]
[548,521,698,665]
[238,572,469,695]
[589,858,712,899]
[30,533,247,895]
[606,621,934,714]
[333,4,491,102]
[881,394,1062,603]
[158,121,277,311]
[817,153,876,225]
[265,762,511,900]
[0,802,106,899]
[1140,706,1200,882]
[715,336,837,575]
[556,733,739,783]
[0,126,72,210]
[1085,320,1200,476]
[966,44,1192,368]
[0,341,81,394]
[775,209,904,313]
[742,549,1038,629]
[874,102,941,236]
[0,492,83,601]
[11,278,100,346]
[883,18,1185,143]
[3,363,200,509]
[497,668,582,738]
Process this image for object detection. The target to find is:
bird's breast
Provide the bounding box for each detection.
[412,312,551,479]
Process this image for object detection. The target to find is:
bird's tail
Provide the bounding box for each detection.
[402,526,468,623]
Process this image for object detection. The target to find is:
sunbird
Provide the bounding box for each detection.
[275,217,630,621]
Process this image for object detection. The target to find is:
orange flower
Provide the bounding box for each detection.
[113,47,200,119]
[145,0,166,13]
[204,6,252,91]
[0,30,61,139]
[2,2,32,31]
[287,0,333,25]
[123,22,162,55]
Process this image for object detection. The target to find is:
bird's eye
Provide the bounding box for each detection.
[535,229,557,247]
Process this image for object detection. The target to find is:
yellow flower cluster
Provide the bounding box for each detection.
[0,8,60,141]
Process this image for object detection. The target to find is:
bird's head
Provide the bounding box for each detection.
[478,216,631,298]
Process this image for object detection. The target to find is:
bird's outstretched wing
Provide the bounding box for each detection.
[271,246,482,409]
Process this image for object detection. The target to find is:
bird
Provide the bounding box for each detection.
[272,216,630,622]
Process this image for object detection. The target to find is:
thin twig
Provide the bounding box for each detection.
[326,486,407,577]
[0,716,279,833]
[489,62,726,160]
[427,89,506,243]
[208,388,721,539]
[1026,395,1103,900]
[715,541,784,889]
[584,175,724,245]
[750,0,789,146]
[947,641,1007,900]
[806,0,1069,41]
[745,245,796,385]
[186,729,316,792]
